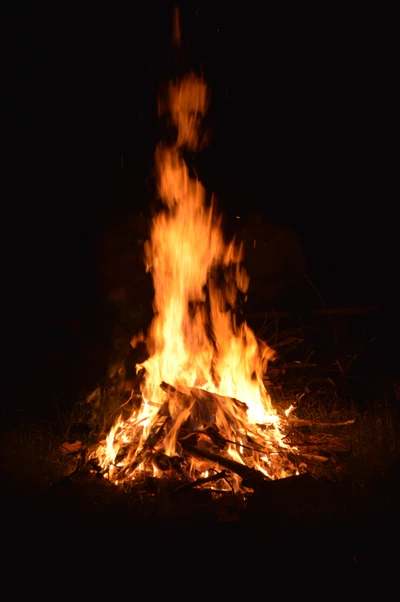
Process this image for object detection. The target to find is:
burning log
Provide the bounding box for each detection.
[189,387,248,414]
[160,382,248,417]
[199,425,227,450]
[129,416,170,473]
[160,382,194,409]
[152,451,185,474]
[160,381,250,436]
[152,451,173,471]
[181,442,268,487]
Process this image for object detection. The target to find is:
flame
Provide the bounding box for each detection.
[94,72,296,490]
[172,6,181,48]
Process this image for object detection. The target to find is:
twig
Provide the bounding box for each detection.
[288,417,355,427]
[108,390,139,422]
[299,453,330,463]
[271,337,304,349]
[305,274,327,308]
[219,436,270,456]
[165,470,228,497]
[283,362,318,369]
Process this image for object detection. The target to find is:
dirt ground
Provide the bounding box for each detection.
[2,316,398,597]
[2,463,398,598]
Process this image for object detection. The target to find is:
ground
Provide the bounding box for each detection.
[2,314,399,596]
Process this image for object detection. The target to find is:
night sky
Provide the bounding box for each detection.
[6,3,398,341]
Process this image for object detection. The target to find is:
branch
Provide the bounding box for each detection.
[166,470,228,497]
[288,417,355,427]
[181,442,268,484]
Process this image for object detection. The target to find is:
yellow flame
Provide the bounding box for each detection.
[94,72,294,489]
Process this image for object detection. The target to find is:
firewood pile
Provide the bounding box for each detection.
[93,381,351,483]
[52,324,370,524]
[58,363,355,522]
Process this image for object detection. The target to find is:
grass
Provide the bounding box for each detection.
[272,383,400,476]
[0,420,71,493]
[345,400,399,474]
[0,362,142,496]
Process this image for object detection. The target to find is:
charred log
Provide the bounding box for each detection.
[190,387,248,414]
[153,452,173,471]
[160,382,194,409]
[181,442,269,487]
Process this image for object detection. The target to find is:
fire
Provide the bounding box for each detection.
[93,71,296,490]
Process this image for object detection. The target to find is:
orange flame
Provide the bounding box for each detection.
[94,72,295,488]
[172,6,181,48]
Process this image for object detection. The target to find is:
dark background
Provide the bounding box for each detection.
[6,2,398,366]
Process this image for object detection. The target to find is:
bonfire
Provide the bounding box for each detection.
[89,60,306,494]
[86,14,356,499]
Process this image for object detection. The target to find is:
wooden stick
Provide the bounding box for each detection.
[181,442,269,482]
[288,417,355,427]
[282,362,318,369]
[166,470,228,497]
[160,381,248,414]
[160,381,194,408]
[299,453,330,463]
[245,305,380,319]
[189,387,248,413]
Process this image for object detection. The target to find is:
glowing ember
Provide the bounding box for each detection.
[93,69,297,492]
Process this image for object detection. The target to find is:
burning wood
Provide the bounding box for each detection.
[88,26,353,498]
[180,443,267,485]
